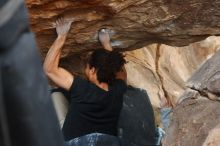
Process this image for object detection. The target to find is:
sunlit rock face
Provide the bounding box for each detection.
[163,48,220,146]
[25,0,220,58]
[125,36,220,107]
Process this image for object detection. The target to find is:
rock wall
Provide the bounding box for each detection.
[164,48,220,146]
[164,98,220,146]
[25,0,220,58]
[125,36,220,107]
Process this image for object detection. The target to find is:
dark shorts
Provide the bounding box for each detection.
[65,133,121,146]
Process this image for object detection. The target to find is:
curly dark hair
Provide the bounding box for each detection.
[87,49,126,84]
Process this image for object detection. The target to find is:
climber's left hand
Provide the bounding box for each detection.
[56,18,73,36]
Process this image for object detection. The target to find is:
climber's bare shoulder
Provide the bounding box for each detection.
[47,68,74,91]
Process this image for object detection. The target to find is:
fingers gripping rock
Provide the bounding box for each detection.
[56,18,73,36]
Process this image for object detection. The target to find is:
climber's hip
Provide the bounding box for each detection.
[65,132,121,146]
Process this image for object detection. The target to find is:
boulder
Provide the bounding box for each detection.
[164,97,220,146]
[164,49,220,146]
[125,36,220,107]
[25,0,220,57]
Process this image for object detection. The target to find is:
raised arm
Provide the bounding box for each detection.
[98,28,113,51]
[98,28,127,81]
[43,18,73,90]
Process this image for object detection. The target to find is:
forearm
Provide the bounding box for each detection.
[98,28,113,51]
[43,35,66,72]
[103,43,113,51]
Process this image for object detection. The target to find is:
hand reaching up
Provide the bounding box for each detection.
[98,28,113,51]
[56,18,73,36]
[99,28,110,44]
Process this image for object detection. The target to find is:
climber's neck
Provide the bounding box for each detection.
[92,80,109,92]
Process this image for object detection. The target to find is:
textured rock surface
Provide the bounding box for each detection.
[164,98,220,146]
[203,123,220,146]
[25,0,220,58]
[186,49,220,101]
[163,49,220,146]
[125,36,220,107]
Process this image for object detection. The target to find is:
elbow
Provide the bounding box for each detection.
[43,67,56,80]
[43,61,59,78]
[43,63,49,73]
[43,64,53,76]
[43,68,50,77]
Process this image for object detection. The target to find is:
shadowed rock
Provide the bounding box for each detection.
[25,0,220,57]
[186,49,220,101]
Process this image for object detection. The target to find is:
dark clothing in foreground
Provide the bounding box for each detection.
[0,1,64,146]
[118,86,156,146]
[62,76,127,141]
